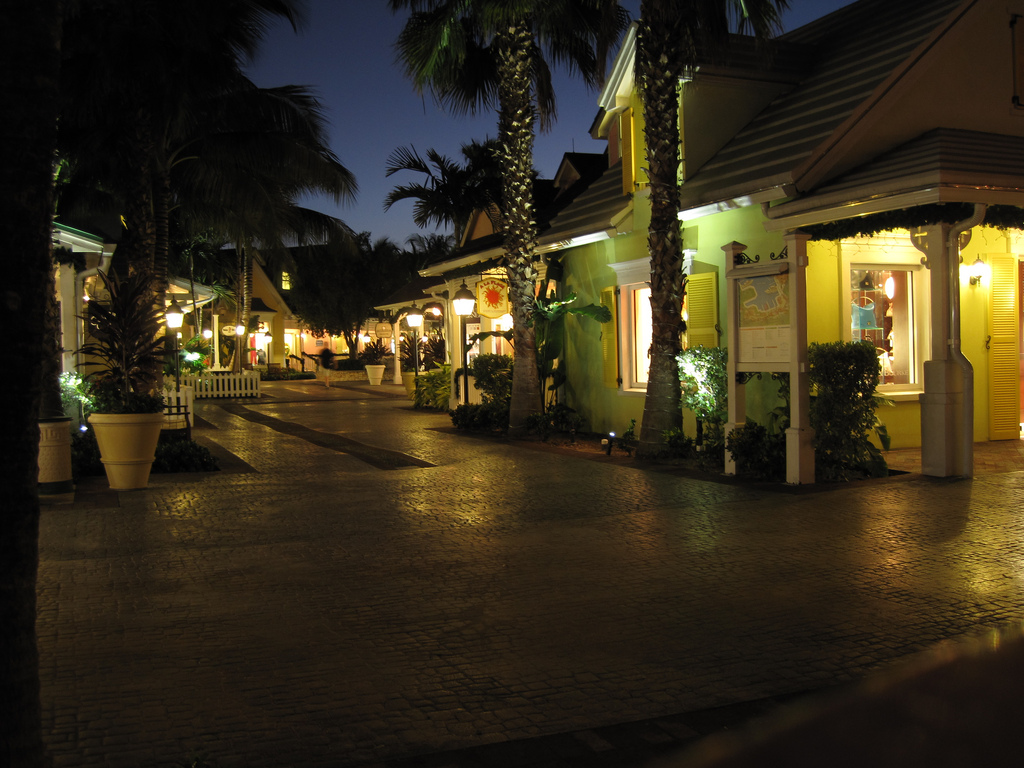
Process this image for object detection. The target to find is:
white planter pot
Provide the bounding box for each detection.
[88,412,164,490]
[365,364,386,386]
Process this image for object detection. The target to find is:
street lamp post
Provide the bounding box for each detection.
[405,304,423,380]
[235,323,246,373]
[452,283,476,405]
[165,298,184,396]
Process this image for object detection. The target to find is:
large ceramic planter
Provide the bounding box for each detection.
[401,371,417,399]
[38,417,74,496]
[88,412,164,490]
[365,364,386,386]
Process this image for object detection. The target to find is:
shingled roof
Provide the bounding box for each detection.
[678,0,968,210]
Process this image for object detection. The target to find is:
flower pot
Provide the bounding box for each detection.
[38,417,74,496]
[365,364,386,386]
[401,371,417,398]
[88,412,165,490]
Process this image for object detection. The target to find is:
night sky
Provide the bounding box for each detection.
[244,0,851,244]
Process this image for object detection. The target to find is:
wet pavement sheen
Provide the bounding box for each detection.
[37,380,1024,767]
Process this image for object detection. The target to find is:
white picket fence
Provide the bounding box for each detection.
[183,370,261,399]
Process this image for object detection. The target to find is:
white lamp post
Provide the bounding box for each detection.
[165,298,184,395]
[452,283,476,405]
[405,304,423,378]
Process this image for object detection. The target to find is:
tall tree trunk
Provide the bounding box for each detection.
[153,168,172,311]
[635,1,685,459]
[496,21,542,437]
[121,111,157,281]
[0,2,60,765]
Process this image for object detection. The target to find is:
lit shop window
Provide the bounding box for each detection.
[850,267,915,386]
[281,271,291,290]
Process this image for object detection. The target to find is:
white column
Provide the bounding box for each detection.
[784,231,815,484]
[915,224,965,477]
[721,242,746,476]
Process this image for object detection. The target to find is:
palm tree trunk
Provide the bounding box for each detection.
[153,169,172,311]
[121,111,158,282]
[496,21,542,436]
[635,2,685,459]
[0,2,59,765]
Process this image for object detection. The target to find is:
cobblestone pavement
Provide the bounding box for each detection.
[37,380,1024,767]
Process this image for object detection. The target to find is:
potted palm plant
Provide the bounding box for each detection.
[360,338,390,385]
[79,271,167,489]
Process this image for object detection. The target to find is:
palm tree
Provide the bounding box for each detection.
[634,0,788,459]
[58,0,319,304]
[0,2,59,765]
[59,1,356,378]
[406,233,456,270]
[391,0,629,435]
[384,139,502,244]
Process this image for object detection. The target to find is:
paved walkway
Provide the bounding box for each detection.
[37,380,1024,767]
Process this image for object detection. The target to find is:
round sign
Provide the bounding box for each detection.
[375,322,393,336]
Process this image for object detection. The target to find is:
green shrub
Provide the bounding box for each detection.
[60,372,93,424]
[808,340,888,480]
[662,427,695,459]
[332,356,366,371]
[261,369,316,381]
[617,419,638,455]
[152,436,220,473]
[725,419,786,481]
[413,364,451,410]
[71,428,220,477]
[524,403,583,440]
[470,354,513,405]
[677,346,728,424]
[451,402,510,433]
[359,339,390,366]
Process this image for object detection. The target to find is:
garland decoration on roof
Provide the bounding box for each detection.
[801,204,1024,241]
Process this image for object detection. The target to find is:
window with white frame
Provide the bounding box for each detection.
[841,236,930,392]
[610,258,654,391]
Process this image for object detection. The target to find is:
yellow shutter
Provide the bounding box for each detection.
[620,108,635,196]
[988,254,1019,440]
[600,287,619,387]
[684,271,719,349]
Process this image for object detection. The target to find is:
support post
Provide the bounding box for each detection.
[784,230,814,484]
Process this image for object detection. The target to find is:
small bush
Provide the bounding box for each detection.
[470,354,513,405]
[333,356,366,371]
[662,428,695,459]
[152,436,220,473]
[725,419,786,481]
[451,402,510,433]
[71,428,220,477]
[261,369,316,381]
[413,364,451,410]
[808,341,888,480]
[525,403,583,440]
[359,339,390,366]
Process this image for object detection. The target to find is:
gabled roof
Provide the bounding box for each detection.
[541,162,632,248]
[678,0,969,211]
[421,153,611,279]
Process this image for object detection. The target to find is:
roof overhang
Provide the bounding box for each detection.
[762,184,1024,232]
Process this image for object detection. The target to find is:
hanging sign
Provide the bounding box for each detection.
[476,278,509,319]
